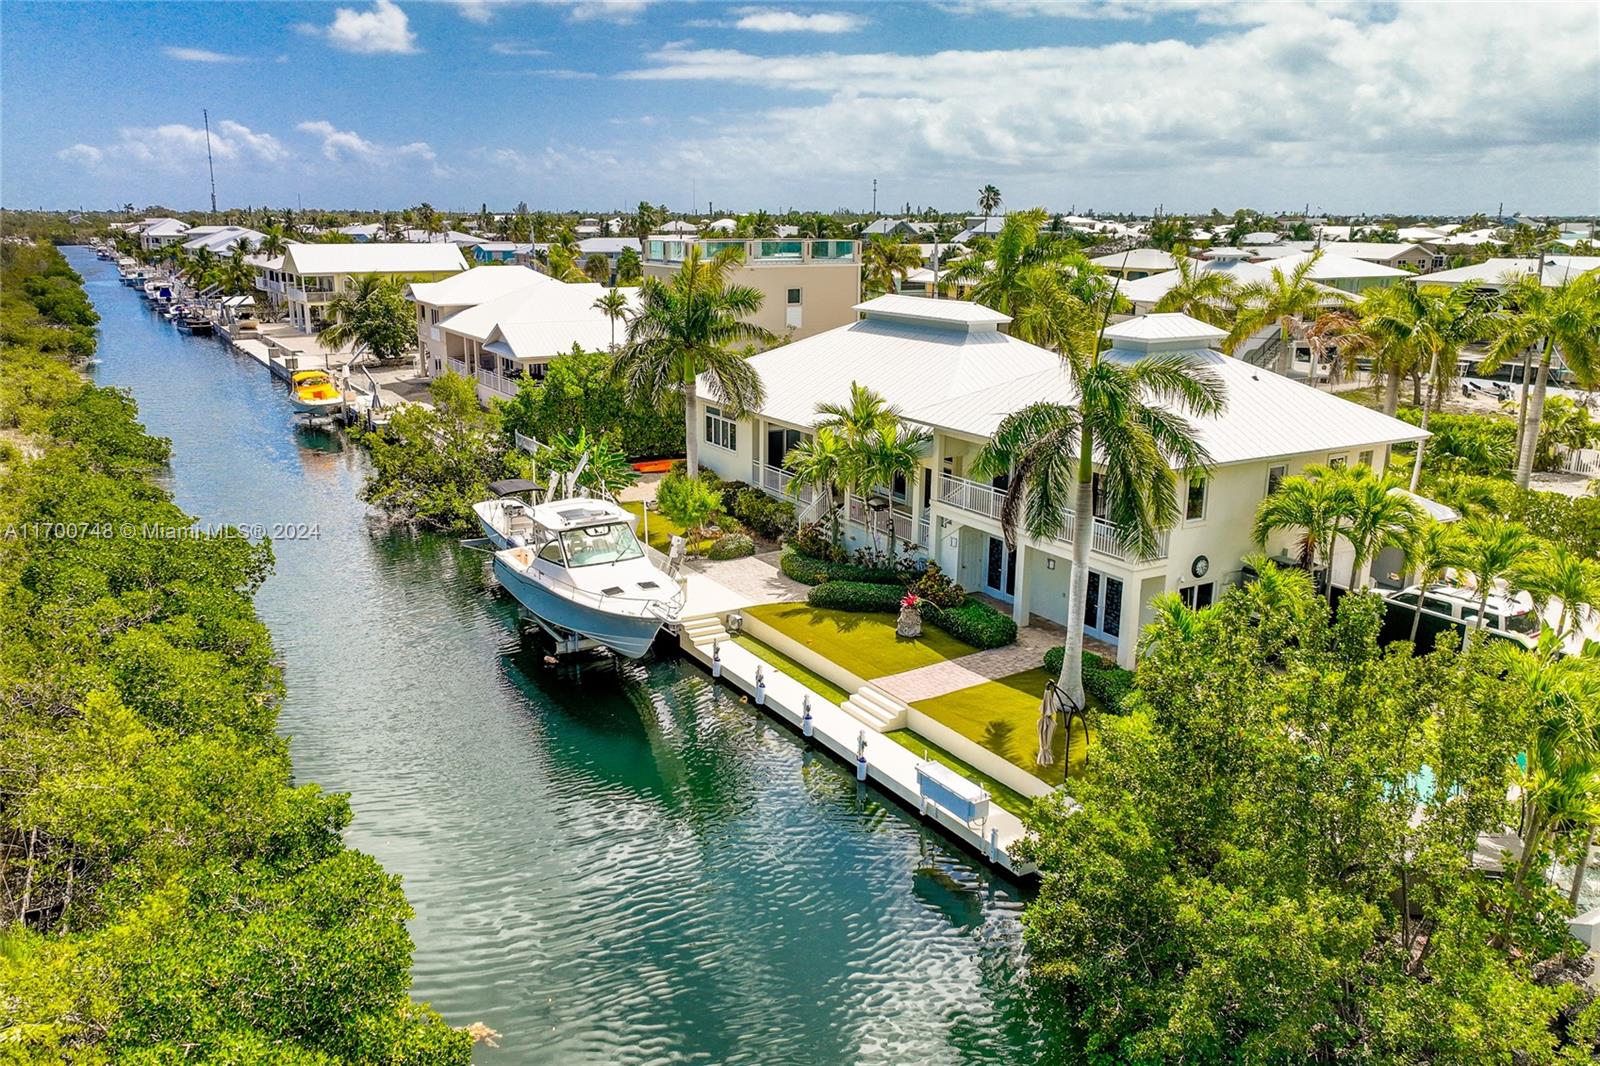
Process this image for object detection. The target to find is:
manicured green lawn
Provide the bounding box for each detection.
[884,728,1034,815]
[620,501,713,554]
[731,634,852,705]
[911,667,1094,787]
[744,603,978,680]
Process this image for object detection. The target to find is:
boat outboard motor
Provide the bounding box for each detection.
[508,534,526,548]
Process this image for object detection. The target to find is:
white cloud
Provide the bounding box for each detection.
[730,8,865,33]
[319,0,420,54]
[491,41,552,55]
[162,46,247,63]
[57,144,104,166]
[561,0,652,24]
[518,67,600,79]
[450,0,498,22]
[296,120,448,176]
[58,120,288,171]
[618,3,1599,210]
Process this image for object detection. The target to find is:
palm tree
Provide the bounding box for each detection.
[975,289,1226,708]
[592,289,629,350]
[853,417,931,562]
[1526,544,1600,644]
[1457,516,1539,647]
[940,208,1095,332]
[614,245,774,477]
[1293,309,1376,392]
[977,184,1002,217]
[1482,272,1600,489]
[1226,251,1343,375]
[544,244,588,283]
[316,274,408,365]
[1401,518,1465,642]
[616,246,643,285]
[1251,465,1353,598]
[1151,247,1237,329]
[783,427,850,551]
[860,236,923,296]
[257,224,288,259]
[1338,469,1423,592]
[583,253,611,284]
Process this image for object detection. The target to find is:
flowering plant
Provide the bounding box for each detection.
[900,592,921,609]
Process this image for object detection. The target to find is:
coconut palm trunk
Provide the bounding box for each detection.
[1513,343,1536,471]
[1409,348,1440,492]
[1383,368,1401,416]
[1515,346,1555,489]
[1571,827,1596,907]
[682,366,701,478]
[1057,440,1096,709]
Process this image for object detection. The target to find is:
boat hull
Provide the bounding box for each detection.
[491,554,669,659]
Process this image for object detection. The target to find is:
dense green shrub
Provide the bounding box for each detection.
[786,520,838,560]
[707,532,756,559]
[807,580,906,612]
[496,346,683,460]
[926,598,1017,649]
[779,546,903,586]
[727,484,796,540]
[1043,647,1135,712]
[907,561,965,608]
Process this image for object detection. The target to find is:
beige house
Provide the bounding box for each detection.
[642,236,861,342]
[691,300,1425,669]
[273,242,466,333]
[1321,241,1438,272]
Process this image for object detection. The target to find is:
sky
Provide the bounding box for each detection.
[3,0,1598,217]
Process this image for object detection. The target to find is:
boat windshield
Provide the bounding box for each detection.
[559,523,644,567]
[1503,610,1541,636]
[296,373,332,388]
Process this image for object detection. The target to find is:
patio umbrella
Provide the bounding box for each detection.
[1036,686,1057,767]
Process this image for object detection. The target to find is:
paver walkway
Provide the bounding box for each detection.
[686,550,807,605]
[873,625,1060,702]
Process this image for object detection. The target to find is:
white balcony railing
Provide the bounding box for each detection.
[847,495,916,545]
[751,462,814,504]
[474,366,516,397]
[937,472,1168,562]
[939,472,1005,519]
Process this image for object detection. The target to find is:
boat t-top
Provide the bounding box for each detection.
[487,494,685,660]
[287,370,345,418]
[473,478,545,551]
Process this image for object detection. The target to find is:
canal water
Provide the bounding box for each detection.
[67,247,1067,1065]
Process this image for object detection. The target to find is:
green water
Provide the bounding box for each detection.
[69,247,1067,1065]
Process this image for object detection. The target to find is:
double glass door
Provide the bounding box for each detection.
[985,536,1016,599]
[1083,569,1124,640]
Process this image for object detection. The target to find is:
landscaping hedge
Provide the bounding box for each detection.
[807,580,906,612]
[779,546,902,587]
[1043,646,1135,713]
[926,598,1017,650]
[727,485,797,541]
[707,532,756,559]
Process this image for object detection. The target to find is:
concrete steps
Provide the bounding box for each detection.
[680,615,730,648]
[840,684,909,732]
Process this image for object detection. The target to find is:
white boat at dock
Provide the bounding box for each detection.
[472,478,545,550]
[486,495,684,659]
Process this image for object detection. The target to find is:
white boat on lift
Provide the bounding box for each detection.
[472,478,545,550]
[488,495,684,659]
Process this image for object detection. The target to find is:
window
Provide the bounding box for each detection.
[1185,477,1207,521]
[1267,463,1288,495]
[560,523,644,567]
[1358,449,1374,469]
[786,287,802,305]
[1179,582,1215,609]
[766,426,806,466]
[537,539,567,567]
[1091,473,1107,518]
[705,405,737,451]
[1328,454,1348,470]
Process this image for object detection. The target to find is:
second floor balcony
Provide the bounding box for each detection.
[647,237,858,266]
[937,472,1169,563]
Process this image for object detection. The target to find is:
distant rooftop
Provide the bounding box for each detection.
[854,294,1010,331]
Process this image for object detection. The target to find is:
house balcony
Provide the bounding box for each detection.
[474,366,517,398]
[750,461,814,504]
[846,495,920,548]
[936,472,1168,563]
[647,237,859,267]
[255,276,284,294]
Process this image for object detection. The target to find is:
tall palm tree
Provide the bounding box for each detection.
[257,224,288,259]
[975,289,1226,708]
[861,236,923,296]
[1482,272,1600,489]
[1251,466,1354,600]
[852,417,932,562]
[815,381,897,444]
[614,246,773,477]
[940,208,1097,335]
[783,427,850,550]
[1151,248,1237,329]
[592,289,629,350]
[544,244,588,283]
[977,184,1002,217]
[1457,516,1539,647]
[1338,469,1423,592]
[316,274,406,364]
[1526,544,1600,644]
[1225,251,1343,375]
[1402,518,1465,641]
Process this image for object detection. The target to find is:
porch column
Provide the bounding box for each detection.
[1011,542,1031,625]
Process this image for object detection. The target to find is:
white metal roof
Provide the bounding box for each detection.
[904,347,1425,464]
[181,226,265,253]
[1412,257,1600,289]
[852,293,1010,329]
[1102,313,1227,345]
[659,220,698,233]
[1089,248,1179,271]
[441,280,640,358]
[409,265,552,308]
[1123,251,1409,305]
[1321,241,1428,261]
[280,242,468,276]
[576,237,641,255]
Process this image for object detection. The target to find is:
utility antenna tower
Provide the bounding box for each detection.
[203,109,218,214]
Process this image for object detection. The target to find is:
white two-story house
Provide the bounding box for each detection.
[691,298,1426,669]
[273,242,467,334]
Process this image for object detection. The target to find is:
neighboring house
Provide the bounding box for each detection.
[642,235,861,342]
[575,237,643,282]
[137,218,190,251]
[180,226,265,255]
[953,216,1006,243]
[271,242,467,333]
[658,220,699,235]
[1124,250,1409,311]
[473,242,521,264]
[430,277,642,405]
[691,300,1425,668]
[409,266,552,379]
[575,217,603,237]
[861,218,922,238]
[1089,248,1180,280]
[1321,241,1438,272]
[705,218,739,234]
[399,228,482,247]
[1409,256,1600,292]
[337,223,385,242]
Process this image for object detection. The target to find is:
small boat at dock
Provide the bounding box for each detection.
[286,369,345,417]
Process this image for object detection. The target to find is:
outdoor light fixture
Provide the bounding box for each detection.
[726,611,744,634]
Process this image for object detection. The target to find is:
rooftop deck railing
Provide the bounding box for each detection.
[646,237,860,266]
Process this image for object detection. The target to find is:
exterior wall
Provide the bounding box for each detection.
[279,268,459,335]
[644,260,861,343]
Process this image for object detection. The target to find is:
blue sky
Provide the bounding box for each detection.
[4,1,1597,216]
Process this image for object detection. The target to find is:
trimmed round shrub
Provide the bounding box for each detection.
[707,532,756,560]
[807,580,906,612]
[926,598,1016,649]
